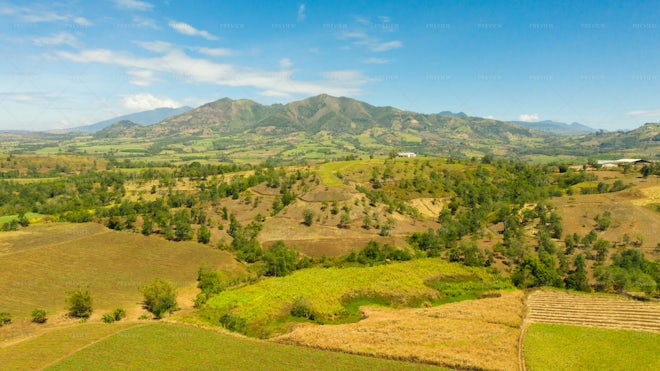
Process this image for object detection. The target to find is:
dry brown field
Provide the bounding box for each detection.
[526,289,660,333]
[276,291,525,371]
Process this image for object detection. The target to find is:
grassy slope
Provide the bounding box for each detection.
[203,258,505,335]
[0,223,243,320]
[0,322,140,370]
[524,323,660,371]
[47,322,447,371]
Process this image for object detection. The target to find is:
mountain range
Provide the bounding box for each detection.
[511,120,597,136]
[89,94,657,160]
[69,106,192,133]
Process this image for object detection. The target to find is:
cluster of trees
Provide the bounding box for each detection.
[344,241,412,266]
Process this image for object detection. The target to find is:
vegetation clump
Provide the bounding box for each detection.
[66,289,93,319]
[31,309,47,324]
[141,279,179,319]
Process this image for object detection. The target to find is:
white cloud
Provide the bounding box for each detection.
[33,32,78,47]
[168,20,218,40]
[135,40,174,53]
[371,40,403,52]
[55,47,367,98]
[0,4,90,25]
[115,0,153,11]
[122,93,181,111]
[132,16,158,29]
[625,109,660,117]
[378,16,391,23]
[260,90,292,98]
[297,4,306,21]
[518,113,540,122]
[362,57,389,64]
[279,58,293,69]
[74,17,92,26]
[127,69,156,86]
[195,47,238,57]
[485,115,495,120]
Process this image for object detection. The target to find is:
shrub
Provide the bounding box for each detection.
[219,313,248,334]
[101,313,116,324]
[141,278,179,319]
[31,309,47,324]
[66,289,93,319]
[290,295,315,320]
[0,312,11,326]
[113,308,127,321]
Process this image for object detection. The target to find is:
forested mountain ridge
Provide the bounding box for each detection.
[0,95,657,162]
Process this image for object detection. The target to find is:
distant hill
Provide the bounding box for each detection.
[94,120,145,139]
[153,94,536,137]
[70,106,192,133]
[511,120,597,136]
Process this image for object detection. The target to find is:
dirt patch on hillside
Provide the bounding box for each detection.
[408,198,444,219]
[276,291,524,371]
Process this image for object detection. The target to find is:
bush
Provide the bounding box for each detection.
[113,308,127,321]
[31,309,47,324]
[141,278,179,319]
[101,313,116,324]
[0,312,11,326]
[66,289,93,319]
[290,295,315,320]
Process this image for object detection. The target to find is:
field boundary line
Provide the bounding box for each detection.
[37,322,146,371]
[518,290,532,371]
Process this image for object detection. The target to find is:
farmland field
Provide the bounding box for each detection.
[526,289,660,332]
[0,322,141,370]
[0,223,243,342]
[46,322,448,370]
[524,323,660,371]
[202,258,509,337]
[277,291,524,371]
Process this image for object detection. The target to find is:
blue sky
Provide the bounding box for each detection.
[0,0,658,131]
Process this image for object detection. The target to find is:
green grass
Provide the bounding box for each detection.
[48,322,447,370]
[0,212,44,223]
[203,258,503,336]
[524,323,660,371]
[0,322,140,370]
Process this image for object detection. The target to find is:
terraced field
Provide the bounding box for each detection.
[526,290,660,333]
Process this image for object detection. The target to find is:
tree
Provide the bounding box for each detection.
[66,289,93,319]
[302,209,314,226]
[194,266,225,307]
[594,211,612,231]
[565,254,589,292]
[262,241,298,277]
[338,212,351,229]
[141,279,178,319]
[31,309,47,324]
[197,224,211,244]
[379,217,396,237]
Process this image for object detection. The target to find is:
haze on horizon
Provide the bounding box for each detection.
[0,0,658,131]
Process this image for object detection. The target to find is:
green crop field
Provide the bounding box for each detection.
[203,258,507,336]
[524,323,660,371]
[0,322,140,370]
[46,322,447,370]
